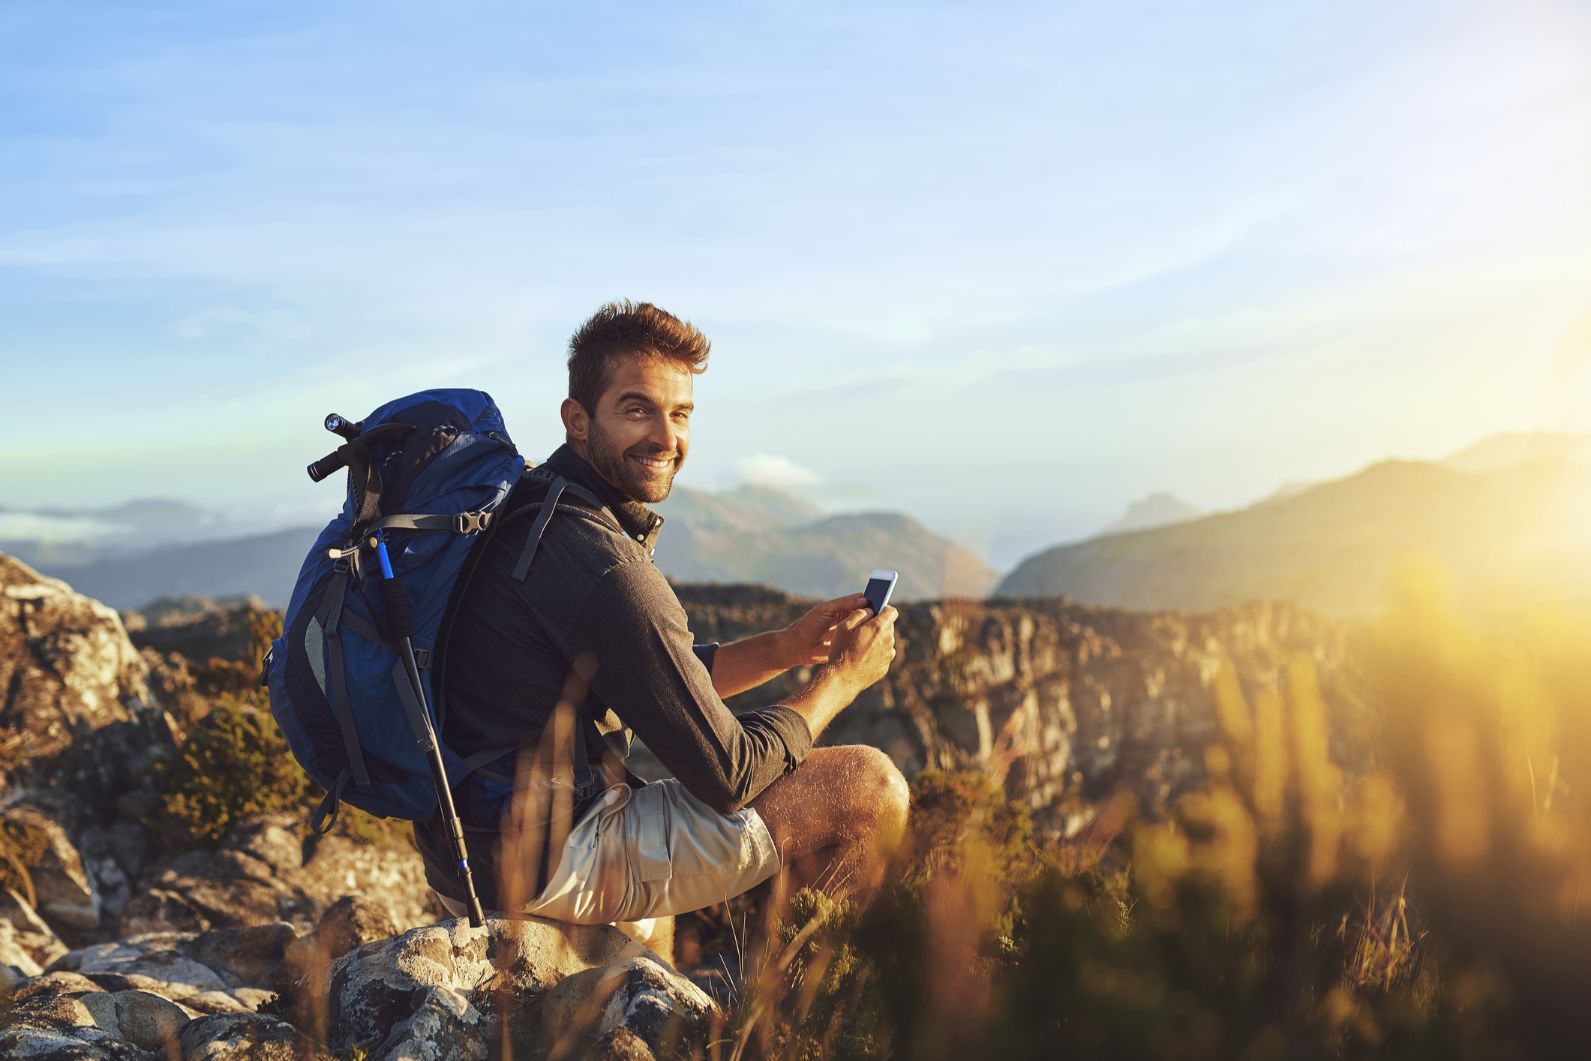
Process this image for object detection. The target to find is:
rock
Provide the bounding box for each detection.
[120,812,435,938]
[299,895,399,964]
[320,917,717,1060]
[9,968,104,999]
[0,800,100,932]
[0,553,152,744]
[39,922,302,1026]
[674,590,1367,831]
[0,553,155,767]
[178,1012,331,1060]
[2,918,45,985]
[2,888,68,968]
[50,935,232,1004]
[543,955,716,1060]
[183,922,297,986]
[80,988,189,1051]
[1,985,186,1058]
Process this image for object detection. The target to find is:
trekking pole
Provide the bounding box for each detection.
[373,537,487,927]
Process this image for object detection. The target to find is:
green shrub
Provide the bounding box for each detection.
[153,691,310,846]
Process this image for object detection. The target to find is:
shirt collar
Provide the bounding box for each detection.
[542,443,665,549]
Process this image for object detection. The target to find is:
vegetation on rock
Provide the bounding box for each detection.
[700,571,1591,1059]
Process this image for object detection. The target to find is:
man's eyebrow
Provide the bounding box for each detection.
[615,390,693,412]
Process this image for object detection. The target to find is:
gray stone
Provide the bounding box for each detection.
[319,917,718,1061]
[51,937,231,1003]
[178,1012,331,1061]
[542,955,715,1059]
[0,1022,146,1060]
[104,989,190,1052]
[181,921,296,986]
[9,968,104,1000]
[11,988,98,1029]
[121,813,435,939]
[303,895,398,964]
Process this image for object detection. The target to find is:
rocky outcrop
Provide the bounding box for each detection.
[3,914,716,1060]
[0,553,155,765]
[2,567,1370,1057]
[120,812,437,939]
[1,923,326,1058]
[322,917,715,1060]
[674,586,1366,832]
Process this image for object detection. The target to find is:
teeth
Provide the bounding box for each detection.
[633,455,673,468]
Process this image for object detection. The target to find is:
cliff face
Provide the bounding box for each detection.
[111,583,1365,838]
[673,586,1366,834]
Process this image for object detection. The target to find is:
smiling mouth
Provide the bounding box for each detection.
[630,454,676,471]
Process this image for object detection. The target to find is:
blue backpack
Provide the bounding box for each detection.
[261,388,598,923]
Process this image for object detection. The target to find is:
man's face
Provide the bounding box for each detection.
[571,354,693,504]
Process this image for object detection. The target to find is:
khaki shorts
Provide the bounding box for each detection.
[436,780,782,925]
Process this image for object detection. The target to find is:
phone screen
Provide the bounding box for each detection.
[864,572,897,615]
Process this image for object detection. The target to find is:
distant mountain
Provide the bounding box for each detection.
[34,526,318,610]
[0,498,241,572]
[998,452,1591,616]
[10,482,995,610]
[1098,493,1202,536]
[655,505,997,601]
[1441,431,1591,475]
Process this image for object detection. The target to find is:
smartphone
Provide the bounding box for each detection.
[863,569,899,616]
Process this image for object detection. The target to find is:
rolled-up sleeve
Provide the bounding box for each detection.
[565,561,811,814]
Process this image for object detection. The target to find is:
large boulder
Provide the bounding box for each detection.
[0,554,178,826]
[0,553,154,765]
[121,812,436,938]
[320,917,717,1060]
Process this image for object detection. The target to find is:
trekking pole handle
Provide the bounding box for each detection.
[373,540,415,639]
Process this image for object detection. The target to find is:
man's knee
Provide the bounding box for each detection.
[841,746,910,834]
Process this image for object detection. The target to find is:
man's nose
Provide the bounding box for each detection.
[648,415,679,454]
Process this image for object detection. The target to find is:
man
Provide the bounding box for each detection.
[414,300,909,941]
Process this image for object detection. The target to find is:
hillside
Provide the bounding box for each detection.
[1097,492,1202,536]
[14,483,995,609]
[998,453,1591,615]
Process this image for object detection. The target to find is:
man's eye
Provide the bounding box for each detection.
[626,407,647,416]
[672,411,690,422]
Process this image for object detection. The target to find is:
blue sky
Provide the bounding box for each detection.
[3,1,1589,567]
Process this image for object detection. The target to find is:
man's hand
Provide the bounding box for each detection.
[779,593,871,668]
[781,604,899,740]
[825,604,898,695]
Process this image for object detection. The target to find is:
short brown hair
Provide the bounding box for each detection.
[567,300,711,413]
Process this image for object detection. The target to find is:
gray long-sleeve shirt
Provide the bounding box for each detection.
[413,444,812,906]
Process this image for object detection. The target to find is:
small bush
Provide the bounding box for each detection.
[153,691,311,846]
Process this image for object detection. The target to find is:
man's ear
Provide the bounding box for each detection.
[560,397,590,443]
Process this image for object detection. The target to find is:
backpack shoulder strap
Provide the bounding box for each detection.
[511,476,569,581]
[508,473,616,581]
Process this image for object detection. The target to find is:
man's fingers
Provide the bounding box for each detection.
[837,607,871,632]
[821,593,869,617]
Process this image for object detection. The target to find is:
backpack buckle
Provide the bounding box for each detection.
[454,511,492,534]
